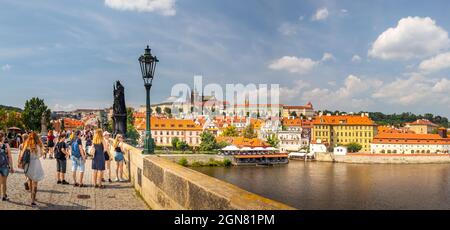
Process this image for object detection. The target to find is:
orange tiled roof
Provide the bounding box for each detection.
[378,126,415,134]
[312,115,376,126]
[216,136,269,148]
[283,102,313,110]
[373,133,450,145]
[282,117,302,126]
[405,119,439,127]
[134,117,202,131]
[64,118,84,129]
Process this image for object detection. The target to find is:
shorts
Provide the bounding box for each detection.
[71,156,85,172]
[56,159,67,173]
[114,152,124,162]
[48,141,55,148]
[0,167,9,177]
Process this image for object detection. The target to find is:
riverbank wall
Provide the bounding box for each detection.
[110,141,294,210]
[158,154,229,164]
[316,153,450,164]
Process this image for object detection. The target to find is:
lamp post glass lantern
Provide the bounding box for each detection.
[139,45,159,154]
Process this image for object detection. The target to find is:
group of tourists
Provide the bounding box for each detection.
[0,128,127,206]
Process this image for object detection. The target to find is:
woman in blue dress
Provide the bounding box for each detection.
[90,129,106,188]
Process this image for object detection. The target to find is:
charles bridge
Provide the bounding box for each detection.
[1,141,294,210]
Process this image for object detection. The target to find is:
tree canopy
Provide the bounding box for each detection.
[221,125,239,137]
[243,124,257,139]
[22,97,51,132]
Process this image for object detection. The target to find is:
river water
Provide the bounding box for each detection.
[194,161,450,209]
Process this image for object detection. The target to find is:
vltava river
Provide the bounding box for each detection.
[194,161,450,209]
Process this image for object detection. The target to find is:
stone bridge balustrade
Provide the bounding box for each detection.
[109,139,295,210]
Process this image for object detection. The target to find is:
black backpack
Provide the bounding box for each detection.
[55,142,66,160]
[0,144,9,168]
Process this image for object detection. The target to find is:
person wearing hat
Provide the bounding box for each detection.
[102,131,113,183]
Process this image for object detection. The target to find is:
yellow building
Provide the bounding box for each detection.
[312,114,377,152]
[134,113,203,147]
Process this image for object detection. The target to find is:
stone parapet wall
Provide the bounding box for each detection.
[110,141,295,210]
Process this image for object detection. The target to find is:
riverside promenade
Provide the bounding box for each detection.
[1,149,149,210]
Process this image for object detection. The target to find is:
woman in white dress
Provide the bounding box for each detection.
[20,132,45,206]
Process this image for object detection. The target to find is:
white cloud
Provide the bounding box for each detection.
[300,75,382,110]
[280,75,383,111]
[351,55,362,63]
[321,52,335,62]
[280,80,310,101]
[369,17,450,60]
[432,78,450,93]
[278,22,298,36]
[372,74,450,106]
[104,0,176,16]
[312,8,329,21]
[53,104,76,111]
[341,9,348,14]
[269,56,319,74]
[1,64,11,71]
[419,52,450,73]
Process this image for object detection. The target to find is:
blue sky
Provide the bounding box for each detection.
[0,0,449,117]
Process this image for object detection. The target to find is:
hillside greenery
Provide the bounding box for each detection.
[318,110,449,128]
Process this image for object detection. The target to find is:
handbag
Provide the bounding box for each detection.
[19,149,31,173]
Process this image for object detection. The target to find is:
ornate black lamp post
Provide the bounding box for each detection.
[139,45,159,154]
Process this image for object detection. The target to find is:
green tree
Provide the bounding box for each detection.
[22,97,51,132]
[266,134,280,148]
[176,140,189,152]
[126,108,140,146]
[216,141,230,149]
[243,123,257,139]
[164,107,172,115]
[221,125,239,137]
[0,109,7,131]
[156,107,162,114]
[346,142,362,153]
[290,111,298,117]
[199,132,217,151]
[178,158,188,167]
[171,137,180,150]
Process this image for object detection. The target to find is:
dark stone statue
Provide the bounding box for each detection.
[113,81,127,137]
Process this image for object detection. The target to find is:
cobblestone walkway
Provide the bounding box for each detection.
[0,149,148,210]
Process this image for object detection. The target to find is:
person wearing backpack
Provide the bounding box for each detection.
[71,130,86,187]
[0,132,14,201]
[22,132,44,206]
[18,133,30,191]
[85,130,93,158]
[55,133,69,185]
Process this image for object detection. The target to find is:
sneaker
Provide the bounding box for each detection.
[62,180,69,185]
[57,180,61,184]
[114,178,120,182]
[31,202,36,206]
[108,179,112,183]
[24,182,30,191]
[79,184,84,188]
[74,183,79,187]
[119,178,126,182]
[2,196,9,201]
